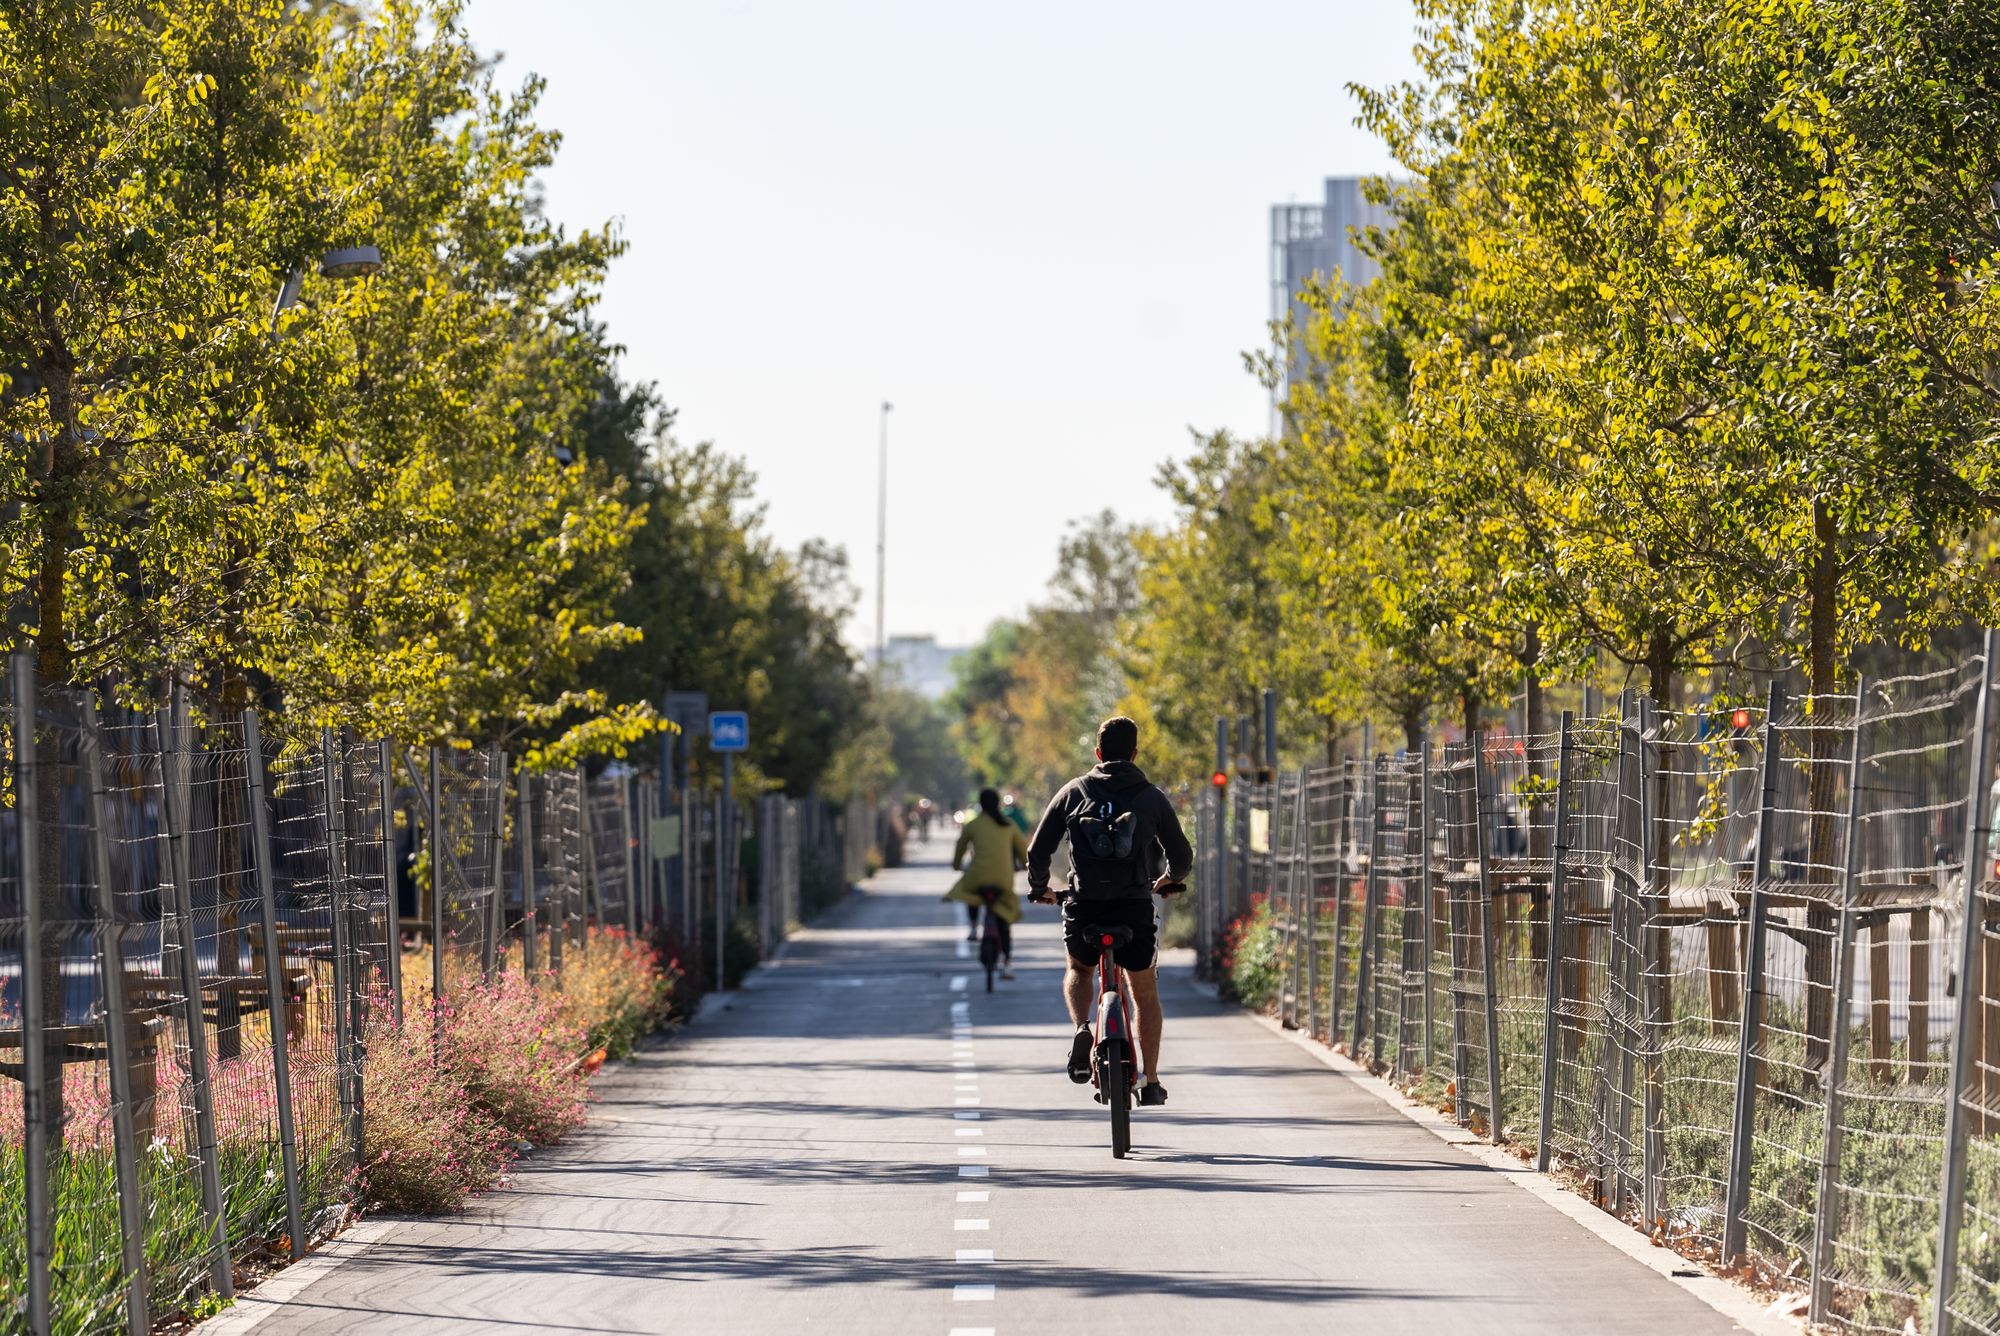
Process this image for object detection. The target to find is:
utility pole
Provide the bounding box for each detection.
[875,401,893,680]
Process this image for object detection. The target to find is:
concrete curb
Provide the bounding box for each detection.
[1183,973,1801,1336]
[188,1219,399,1336]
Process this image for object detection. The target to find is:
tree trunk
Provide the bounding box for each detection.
[1402,702,1424,756]
[1803,499,1841,1075]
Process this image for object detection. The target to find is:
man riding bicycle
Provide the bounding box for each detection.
[1027,715,1192,1106]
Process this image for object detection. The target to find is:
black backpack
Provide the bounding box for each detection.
[1067,779,1145,895]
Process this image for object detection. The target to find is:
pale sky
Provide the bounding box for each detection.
[461,0,1420,647]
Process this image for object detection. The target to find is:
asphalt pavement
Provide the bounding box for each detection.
[232,833,1760,1336]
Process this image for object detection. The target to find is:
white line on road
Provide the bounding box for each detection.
[950,976,968,992]
[948,1327,995,1336]
[954,1128,983,1137]
[952,1285,995,1302]
[956,941,970,959]
[953,1111,981,1119]
[956,1147,987,1158]
[954,1097,980,1106]
[958,1165,989,1178]
[954,1219,989,1231]
[956,1190,988,1202]
[955,1249,995,1264]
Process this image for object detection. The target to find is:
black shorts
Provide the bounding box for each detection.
[1063,898,1158,972]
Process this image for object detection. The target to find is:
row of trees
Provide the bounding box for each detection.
[2,0,871,791]
[1113,0,2000,778]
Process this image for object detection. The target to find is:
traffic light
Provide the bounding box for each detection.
[1211,770,1229,788]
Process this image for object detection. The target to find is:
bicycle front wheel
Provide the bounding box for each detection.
[1102,1037,1131,1158]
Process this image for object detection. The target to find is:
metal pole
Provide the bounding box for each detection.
[546,778,565,985]
[482,751,507,981]
[377,740,402,1027]
[1213,718,1230,972]
[1935,632,2000,1335]
[427,747,445,1014]
[1810,679,1868,1326]
[1536,711,1574,1173]
[1723,680,1787,1264]
[80,697,152,1329]
[241,711,305,1262]
[717,752,732,993]
[519,773,538,983]
[323,731,364,1169]
[620,773,637,938]
[1330,757,1356,1040]
[1420,741,1435,1075]
[875,400,892,673]
[1637,697,1665,1228]
[14,658,52,1334]
[1472,733,1506,1143]
[1357,755,1388,1063]
[157,692,233,1301]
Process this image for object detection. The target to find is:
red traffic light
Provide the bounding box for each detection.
[1211,771,1229,788]
[1730,707,1752,732]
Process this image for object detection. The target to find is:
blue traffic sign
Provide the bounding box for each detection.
[709,711,749,752]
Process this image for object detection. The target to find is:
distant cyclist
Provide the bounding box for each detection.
[947,788,1027,977]
[1026,716,1192,1106]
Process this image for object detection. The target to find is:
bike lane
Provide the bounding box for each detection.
[220,834,1768,1336]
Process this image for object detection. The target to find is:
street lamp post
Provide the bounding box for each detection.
[876,400,892,681]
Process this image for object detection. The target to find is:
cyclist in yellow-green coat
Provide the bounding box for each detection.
[946,788,1028,977]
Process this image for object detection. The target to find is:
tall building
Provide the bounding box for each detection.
[870,634,970,701]
[1270,176,1395,425]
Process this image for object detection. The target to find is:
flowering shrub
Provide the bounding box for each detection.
[447,970,590,1146]
[555,925,680,1059]
[1220,894,1281,1011]
[360,998,512,1214]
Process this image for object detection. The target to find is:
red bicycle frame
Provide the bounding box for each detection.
[1091,931,1140,1088]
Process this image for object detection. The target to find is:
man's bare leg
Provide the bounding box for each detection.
[1064,959,1093,1027]
[1128,964,1163,1083]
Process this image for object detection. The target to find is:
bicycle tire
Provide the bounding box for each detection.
[1103,1037,1131,1158]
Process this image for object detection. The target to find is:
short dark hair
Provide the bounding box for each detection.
[1096,715,1139,762]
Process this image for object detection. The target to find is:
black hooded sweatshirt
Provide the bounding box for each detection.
[1025,758,1193,901]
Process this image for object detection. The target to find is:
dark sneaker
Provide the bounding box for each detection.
[1139,1082,1169,1107]
[1066,1027,1093,1084]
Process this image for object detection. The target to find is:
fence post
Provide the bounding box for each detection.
[1723,680,1787,1265]
[1934,632,2000,1336]
[482,751,507,981]
[1330,758,1356,1040]
[13,658,52,1335]
[1472,733,1506,1142]
[1809,679,1868,1326]
[545,778,565,984]
[425,747,445,1014]
[322,731,365,1169]
[1355,756,1387,1061]
[156,690,234,1301]
[377,741,402,1027]
[1397,754,1423,1075]
[239,710,306,1264]
[1536,711,1575,1173]
[1304,775,1321,1040]
[519,774,538,984]
[1420,742,1436,1076]
[79,697,153,1330]
[620,773,637,938]
[1637,698,1666,1232]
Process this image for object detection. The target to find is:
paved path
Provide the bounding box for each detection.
[244,836,1757,1335]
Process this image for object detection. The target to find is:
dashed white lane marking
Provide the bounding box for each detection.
[950,976,969,992]
[956,1147,987,1158]
[954,1111,981,1120]
[954,1219,990,1231]
[949,1327,996,1336]
[954,1128,983,1137]
[958,1165,989,1178]
[956,940,971,959]
[956,1190,988,1203]
[956,1249,995,1264]
[953,1285,995,1302]
[953,1060,977,1069]
[955,1097,981,1106]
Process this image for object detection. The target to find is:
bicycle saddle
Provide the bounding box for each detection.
[1084,924,1135,946]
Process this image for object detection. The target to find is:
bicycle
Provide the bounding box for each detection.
[973,885,1011,993]
[1043,884,1184,1158]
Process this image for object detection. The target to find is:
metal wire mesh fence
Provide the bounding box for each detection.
[2,660,853,1334]
[1206,633,2000,1334]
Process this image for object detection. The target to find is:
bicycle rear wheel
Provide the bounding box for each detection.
[979,917,1000,991]
[1101,1037,1131,1158]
